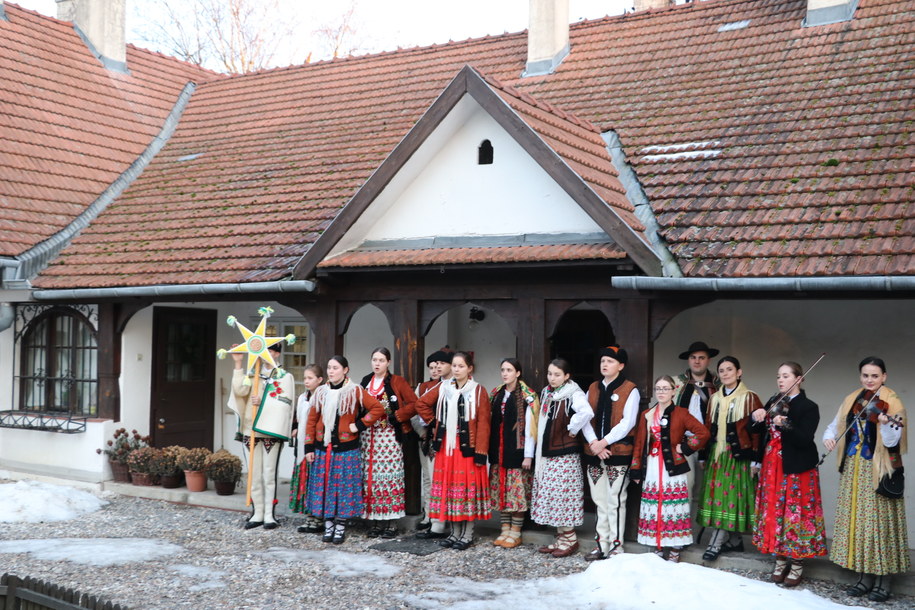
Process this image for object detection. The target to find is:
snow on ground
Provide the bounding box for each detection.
[0,538,184,566]
[0,479,108,522]
[397,554,866,610]
[168,564,228,591]
[262,547,402,578]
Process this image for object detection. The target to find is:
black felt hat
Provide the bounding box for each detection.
[678,341,719,360]
[428,350,453,364]
[599,345,628,365]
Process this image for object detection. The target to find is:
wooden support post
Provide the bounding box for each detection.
[392,298,423,515]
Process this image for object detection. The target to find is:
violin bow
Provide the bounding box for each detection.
[765,352,827,420]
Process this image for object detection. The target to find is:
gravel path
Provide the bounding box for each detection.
[0,492,912,609]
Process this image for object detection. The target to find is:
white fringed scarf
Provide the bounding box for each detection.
[314,379,359,446]
[534,381,584,477]
[435,378,479,455]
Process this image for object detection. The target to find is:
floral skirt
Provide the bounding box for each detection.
[697,446,755,532]
[637,452,692,548]
[306,448,363,520]
[830,453,910,574]
[531,453,584,527]
[752,438,827,559]
[361,423,406,520]
[429,442,490,522]
[489,463,532,513]
[289,459,311,514]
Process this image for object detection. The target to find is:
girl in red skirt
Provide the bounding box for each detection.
[750,361,827,586]
[415,351,491,550]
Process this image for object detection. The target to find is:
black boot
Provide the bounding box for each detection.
[868,575,891,602]
[846,573,875,597]
[333,518,348,545]
[322,519,335,543]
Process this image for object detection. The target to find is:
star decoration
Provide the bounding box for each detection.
[222,309,284,374]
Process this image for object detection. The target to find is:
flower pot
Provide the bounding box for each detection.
[160,473,182,488]
[109,460,131,483]
[214,480,237,496]
[130,472,154,486]
[185,470,207,492]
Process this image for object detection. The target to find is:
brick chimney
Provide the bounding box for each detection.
[804,0,858,26]
[525,0,569,77]
[56,0,126,71]
[634,0,674,11]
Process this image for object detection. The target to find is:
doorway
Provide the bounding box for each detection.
[549,309,615,390]
[150,307,216,449]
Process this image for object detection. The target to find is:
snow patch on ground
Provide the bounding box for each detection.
[168,564,228,591]
[398,554,865,610]
[0,480,107,522]
[0,538,184,566]
[262,547,402,578]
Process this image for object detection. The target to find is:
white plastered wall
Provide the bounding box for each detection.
[330,95,606,256]
[343,304,396,380]
[654,298,914,544]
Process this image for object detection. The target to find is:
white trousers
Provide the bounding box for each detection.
[587,462,629,554]
[419,442,433,522]
[248,440,283,523]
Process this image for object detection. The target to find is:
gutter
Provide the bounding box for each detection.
[32,280,316,301]
[611,276,915,292]
[4,81,197,286]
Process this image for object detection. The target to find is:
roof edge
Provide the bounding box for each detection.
[603,130,682,278]
[32,279,316,301]
[611,276,915,292]
[7,81,198,287]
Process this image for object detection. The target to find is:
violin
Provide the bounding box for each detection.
[853,389,904,429]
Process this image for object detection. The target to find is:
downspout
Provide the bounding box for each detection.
[32,279,316,301]
[0,303,14,332]
[4,81,197,289]
[602,130,682,278]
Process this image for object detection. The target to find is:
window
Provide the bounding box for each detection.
[478,139,494,165]
[19,309,98,416]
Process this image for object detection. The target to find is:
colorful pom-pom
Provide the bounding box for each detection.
[216,349,227,360]
[257,306,274,318]
[243,377,252,387]
[226,315,237,327]
[284,333,296,345]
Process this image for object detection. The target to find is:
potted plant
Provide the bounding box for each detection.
[126,446,161,486]
[176,447,211,492]
[205,449,243,495]
[150,446,183,488]
[96,428,150,483]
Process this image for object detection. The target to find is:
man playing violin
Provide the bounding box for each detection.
[822,356,908,603]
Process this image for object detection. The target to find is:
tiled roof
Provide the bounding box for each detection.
[319,243,627,269]
[28,0,915,287]
[0,3,215,259]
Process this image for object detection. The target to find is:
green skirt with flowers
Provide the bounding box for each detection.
[697,445,756,532]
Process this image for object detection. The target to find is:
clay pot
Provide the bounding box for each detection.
[130,472,155,486]
[109,460,130,483]
[214,480,237,496]
[184,470,207,492]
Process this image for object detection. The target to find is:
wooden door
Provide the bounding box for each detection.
[150,307,216,449]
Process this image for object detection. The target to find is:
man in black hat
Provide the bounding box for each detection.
[415,347,454,539]
[672,341,719,498]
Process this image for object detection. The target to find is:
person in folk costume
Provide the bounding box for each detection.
[289,363,324,534]
[671,341,719,499]
[823,356,908,603]
[630,375,710,562]
[413,351,491,550]
[749,362,827,587]
[414,349,455,540]
[531,358,594,558]
[697,355,763,560]
[410,352,443,533]
[230,342,295,530]
[488,357,539,549]
[304,355,385,544]
[581,345,640,561]
[359,346,418,539]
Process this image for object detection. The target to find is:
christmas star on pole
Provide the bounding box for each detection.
[217,306,296,375]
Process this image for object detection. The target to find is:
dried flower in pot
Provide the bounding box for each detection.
[176,447,212,492]
[150,446,184,488]
[205,449,242,495]
[97,429,151,482]
[126,446,161,486]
